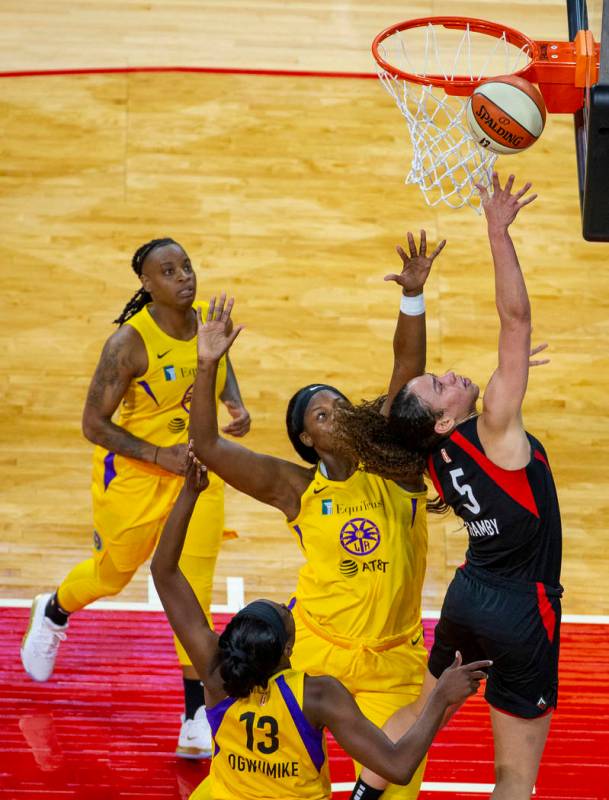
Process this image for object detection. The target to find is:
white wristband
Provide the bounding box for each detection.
[400,293,425,316]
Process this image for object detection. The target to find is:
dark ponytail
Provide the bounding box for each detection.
[114,237,179,325]
[216,615,285,698]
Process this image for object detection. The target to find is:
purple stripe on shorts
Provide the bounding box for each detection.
[276,674,325,772]
[103,452,117,491]
[136,379,160,405]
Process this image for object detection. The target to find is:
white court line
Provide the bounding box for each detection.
[332,781,498,794]
[331,782,535,794]
[0,576,246,614]
[0,581,607,625]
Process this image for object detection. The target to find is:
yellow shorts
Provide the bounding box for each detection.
[91,452,225,564]
[290,605,428,799]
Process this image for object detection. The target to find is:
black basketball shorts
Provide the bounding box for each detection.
[428,563,562,719]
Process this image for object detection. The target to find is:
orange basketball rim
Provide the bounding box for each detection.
[372,16,599,113]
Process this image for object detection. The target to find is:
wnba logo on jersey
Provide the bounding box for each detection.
[339,517,381,556]
[163,365,177,381]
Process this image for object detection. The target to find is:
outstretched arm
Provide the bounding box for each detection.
[189,296,311,520]
[305,654,490,786]
[382,231,446,415]
[476,173,537,468]
[150,455,220,688]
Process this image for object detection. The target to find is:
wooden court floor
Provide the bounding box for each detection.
[1,1,608,622]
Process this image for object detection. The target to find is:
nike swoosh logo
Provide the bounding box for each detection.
[313,487,327,494]
[411,633,422,646]
[157,349,172,359]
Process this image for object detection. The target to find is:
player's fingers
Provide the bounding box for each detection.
[492,171,501,192]
[464,659,493,671]
[419,229,427,256]
[450,650,463,669]
[514,181,532,200]
[206,297,216,322]
[384,273,401,283]
[223,296,235,321]
[519,192,538,207]
[504,173,515,193]
[530,342,549,355]
[407,231,417,258]
[431,239,447,260]
[530,358,551,367]
[227,325,244,348]
[215,292,226,319]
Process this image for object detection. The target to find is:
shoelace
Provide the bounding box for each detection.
[33,624,67,657]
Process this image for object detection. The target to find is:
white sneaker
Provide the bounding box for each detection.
[21,593,68,682]
[176,706,212,759]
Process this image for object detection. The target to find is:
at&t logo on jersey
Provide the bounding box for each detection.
[163,365,177,381]
[339,517,381,556]
[339,557,389,577]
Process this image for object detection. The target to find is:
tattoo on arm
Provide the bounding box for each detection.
[83,332,155,462]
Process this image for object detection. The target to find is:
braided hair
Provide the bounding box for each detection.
[114,237,180,325]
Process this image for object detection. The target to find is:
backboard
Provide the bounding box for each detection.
[569,0,609,240]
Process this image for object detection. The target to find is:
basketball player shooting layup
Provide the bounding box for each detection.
[337,174,562,800]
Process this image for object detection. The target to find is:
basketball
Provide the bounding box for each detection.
[465,75,546,155]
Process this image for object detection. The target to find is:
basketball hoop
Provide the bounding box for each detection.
[372,16,599,211]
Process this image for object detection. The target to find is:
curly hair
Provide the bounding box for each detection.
[334,388,448,513]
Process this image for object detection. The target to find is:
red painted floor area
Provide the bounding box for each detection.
[1,608,608,799]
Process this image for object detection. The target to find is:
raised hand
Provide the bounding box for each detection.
[435,651,492,706]
[221,400,252,437]
[384,230,446,295]
[477,172,537,229]
[196,294,244,364]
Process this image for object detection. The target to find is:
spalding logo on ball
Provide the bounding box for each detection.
[466,75,546,155]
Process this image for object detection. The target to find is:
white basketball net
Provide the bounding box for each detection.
[376,22,533,211]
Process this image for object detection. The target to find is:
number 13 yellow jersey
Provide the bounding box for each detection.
[206,669,331,800]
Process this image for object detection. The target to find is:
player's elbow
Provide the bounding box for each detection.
[81,408,104,444]
[496,297,531,326]
[190,436,222,468]
[386,767,415,786]
[150,555,171,588]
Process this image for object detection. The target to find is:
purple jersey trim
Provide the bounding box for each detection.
[136,379,160,406]
[287,597,297,611]
[205,695,237,755]
[410,497,418,528]
[103,452,117,491]
[293,524,305,550]
[276,674,325,773]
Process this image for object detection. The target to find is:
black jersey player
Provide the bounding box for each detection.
[340,173,561,800]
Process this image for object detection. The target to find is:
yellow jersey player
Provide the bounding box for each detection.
[21,238,251,758]
[151,451,491,800]
[189,230,447,800]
